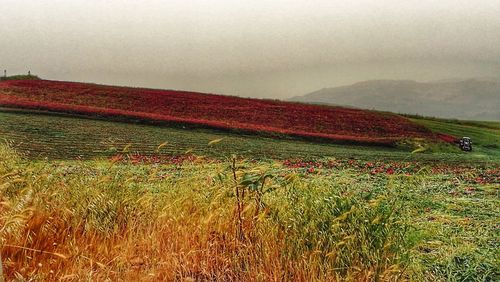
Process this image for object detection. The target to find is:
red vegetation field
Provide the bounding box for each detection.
[0,79,442,145]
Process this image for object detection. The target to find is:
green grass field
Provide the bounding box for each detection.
[411,117,500,159]
[1,110,499,163]
[0,143,498,281]
[0,110,499,281]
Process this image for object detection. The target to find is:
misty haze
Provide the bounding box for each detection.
[291,78,500,121]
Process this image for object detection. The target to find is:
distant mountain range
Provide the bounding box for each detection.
[289,78,500,121]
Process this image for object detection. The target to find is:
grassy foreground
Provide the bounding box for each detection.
[0,145,498,281]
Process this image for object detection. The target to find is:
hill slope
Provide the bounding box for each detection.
[290,79,500,121]
[0,79,439,146]
[2,111,498,162]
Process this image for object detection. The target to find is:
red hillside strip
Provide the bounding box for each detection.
[0,79,436,145]
[0,95,397,146]
[437,133,457,144]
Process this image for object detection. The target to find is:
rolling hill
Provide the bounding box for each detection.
[290,78,500,121]
[1,80,498,281]
[2,110,499,162]
[0,79,442,146]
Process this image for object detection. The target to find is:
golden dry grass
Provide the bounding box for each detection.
[6,144,492,281]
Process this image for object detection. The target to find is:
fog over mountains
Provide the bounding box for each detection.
[290,78,500,121]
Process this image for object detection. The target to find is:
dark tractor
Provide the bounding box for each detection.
[459,137,472,151]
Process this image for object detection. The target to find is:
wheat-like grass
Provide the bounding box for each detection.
[0,144,497,281]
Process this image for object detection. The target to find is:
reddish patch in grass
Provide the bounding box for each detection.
[437,133,457,143]
[282,158,499,184]
[0,79,443,145]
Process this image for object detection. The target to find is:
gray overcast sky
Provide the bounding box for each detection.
[1,0,500,98]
